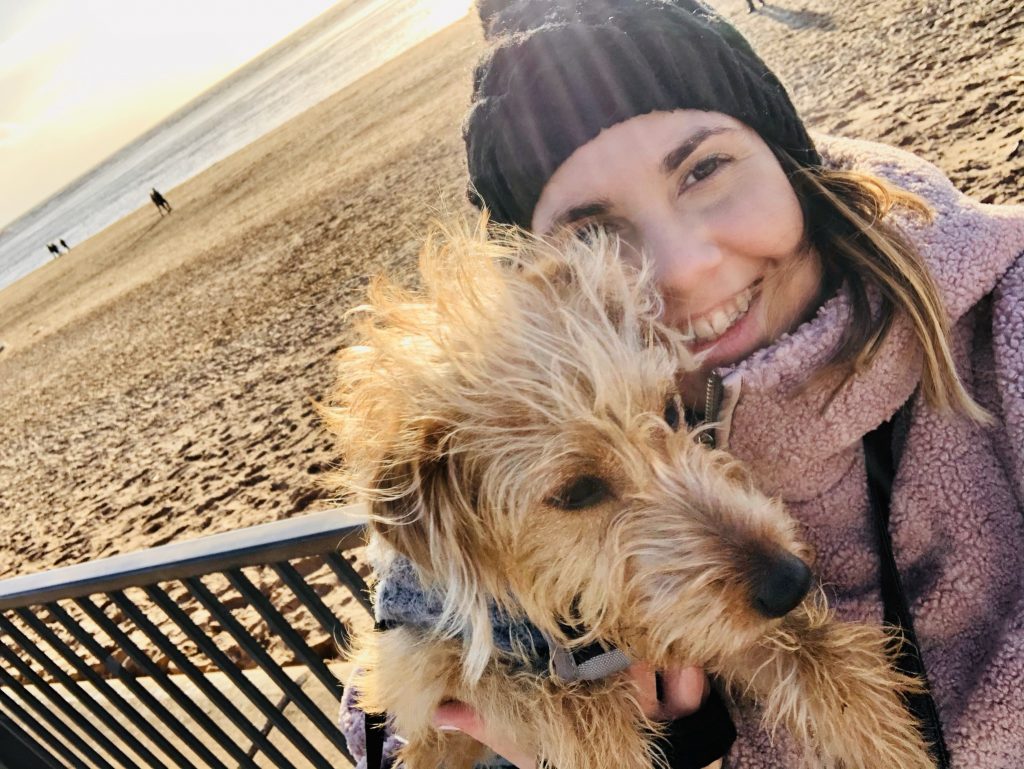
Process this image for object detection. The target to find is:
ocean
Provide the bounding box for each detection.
[0,0,471,292]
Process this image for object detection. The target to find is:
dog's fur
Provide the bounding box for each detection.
[323,220,934,769]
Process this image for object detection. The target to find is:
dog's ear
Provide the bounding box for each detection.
[370,433,502,680]
[369,451,451,571]
[368,429,491,588]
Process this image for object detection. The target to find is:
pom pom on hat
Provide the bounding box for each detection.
[464,0,819,228]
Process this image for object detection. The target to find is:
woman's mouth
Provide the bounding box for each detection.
[681,281,760,348]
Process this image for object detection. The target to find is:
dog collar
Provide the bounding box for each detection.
[373,554,630,682]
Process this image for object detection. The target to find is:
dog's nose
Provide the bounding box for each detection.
[751,551,813,618]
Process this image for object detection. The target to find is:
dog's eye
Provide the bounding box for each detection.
[572,220,619,245]
[574,222,602,245]
[549,476,609,511]
[664,394,682,431]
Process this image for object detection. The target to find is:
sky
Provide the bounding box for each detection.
[0,0,349,229]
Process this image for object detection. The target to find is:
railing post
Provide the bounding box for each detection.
[0,710,62,769]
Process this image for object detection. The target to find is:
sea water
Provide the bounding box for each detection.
[0,0,470,292]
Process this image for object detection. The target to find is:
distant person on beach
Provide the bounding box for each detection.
[340,1,1024,768]
[46,243,60,258]
[150,188,172,216]
[60,238,70,251]
[745,0,765,11]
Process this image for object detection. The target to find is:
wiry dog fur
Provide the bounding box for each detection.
[323,220,934,769]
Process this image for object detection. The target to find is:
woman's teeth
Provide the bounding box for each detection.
[682,285,755,344]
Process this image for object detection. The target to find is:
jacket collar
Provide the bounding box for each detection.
[714,134,1024,500]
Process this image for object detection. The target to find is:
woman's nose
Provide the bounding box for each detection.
[644,220,723,296]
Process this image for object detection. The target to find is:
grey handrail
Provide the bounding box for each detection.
[0,504,369,610]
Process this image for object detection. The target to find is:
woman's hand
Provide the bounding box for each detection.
[431,664,709,769]
[626,663,710,722]
[432,698,539,769]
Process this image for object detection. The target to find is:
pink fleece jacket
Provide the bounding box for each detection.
[721,135,1024,769]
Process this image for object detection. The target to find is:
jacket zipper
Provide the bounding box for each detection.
[698,372,723,448]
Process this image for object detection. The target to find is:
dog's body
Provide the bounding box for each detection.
[325,222,934,769]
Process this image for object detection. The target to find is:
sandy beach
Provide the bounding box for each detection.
[0,0,1021,664]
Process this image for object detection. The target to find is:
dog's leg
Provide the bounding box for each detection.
[389,679,655,769]
[397,730,484,769]
[469,673,658,769]
[355,627,659,769]
[351,629,491,769]
[722,604,935,769]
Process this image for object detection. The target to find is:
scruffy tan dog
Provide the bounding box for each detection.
[324,220,934,769]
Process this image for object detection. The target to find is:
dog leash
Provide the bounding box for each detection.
[863,402,951,769]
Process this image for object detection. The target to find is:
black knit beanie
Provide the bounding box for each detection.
[464,0,819,228]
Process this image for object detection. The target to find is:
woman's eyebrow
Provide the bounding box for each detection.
[551,200,612,228]
[660,127,735,174]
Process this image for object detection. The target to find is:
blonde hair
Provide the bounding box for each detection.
[778,154,988,422]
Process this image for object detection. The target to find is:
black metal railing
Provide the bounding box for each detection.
[0,506,371,769]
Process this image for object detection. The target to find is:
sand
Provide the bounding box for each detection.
[0,0,1021,667]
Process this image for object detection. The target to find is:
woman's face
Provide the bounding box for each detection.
[531,110,824,396]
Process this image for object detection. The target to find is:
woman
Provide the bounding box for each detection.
[342,1,1024,766]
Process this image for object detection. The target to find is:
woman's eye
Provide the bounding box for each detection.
[664,394,682,431]
[548,476,610,510]
[683,154,729,188]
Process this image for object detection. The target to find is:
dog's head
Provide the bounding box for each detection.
[324,218,812,678]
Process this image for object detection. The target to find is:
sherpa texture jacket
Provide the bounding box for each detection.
[721,134,1024,769]
[339,136,1024,769]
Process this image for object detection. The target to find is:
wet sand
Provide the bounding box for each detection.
[0,0,1020,663]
